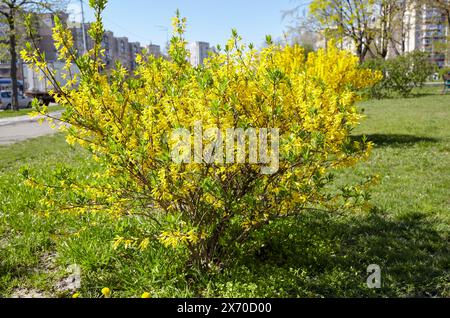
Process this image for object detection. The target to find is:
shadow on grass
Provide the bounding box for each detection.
[412,87,450,98]
[411,92,443,98]
[352,134,439,148]
[228,209,449,297]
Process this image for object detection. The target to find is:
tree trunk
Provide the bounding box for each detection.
[357,40,370,62]
[8,13,19,112]
[356,44,364,63]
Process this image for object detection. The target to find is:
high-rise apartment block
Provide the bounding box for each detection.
[147,44,162,58]
[0,12,163,78]
[189,41,212,66]
[402,2,449,67]
[69,23,152,72]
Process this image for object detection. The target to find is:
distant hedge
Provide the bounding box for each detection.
[439,67,450,78]
[362,51,437,98]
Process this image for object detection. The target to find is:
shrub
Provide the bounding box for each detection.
[407,51,437,88]
[439,67,450,79]
[21,0,380,269]
[362,51,436,98]
[360,58,389,99]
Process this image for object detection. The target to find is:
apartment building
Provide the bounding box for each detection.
[69,24,159,71]
[69,21,96,55]
[189,41,211,67]
[129,42,143,71]
[0,11,165,77]
[102,30,118,68]
[147,44,162,58]
[403,2,449,67]
[0,11,69,80]
[36,13,70,61]
[114,37,131,69]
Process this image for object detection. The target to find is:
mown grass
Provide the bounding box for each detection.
[0,87,449,298]
[0,105,65,119]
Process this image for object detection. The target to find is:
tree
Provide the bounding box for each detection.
[309,0,377,62]
[387,0,410,57]
[0,0,66,111]
[282,3,322,52]
[287,0,422,61]
[370,0,406,59]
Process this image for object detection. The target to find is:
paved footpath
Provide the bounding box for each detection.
[0,111,63,146]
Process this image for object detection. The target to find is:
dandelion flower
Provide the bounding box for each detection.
[141,292,151,298]
[101,287,111,298]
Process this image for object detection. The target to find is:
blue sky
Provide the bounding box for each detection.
[68,0,311,49]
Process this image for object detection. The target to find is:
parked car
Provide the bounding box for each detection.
[0,91,33,110]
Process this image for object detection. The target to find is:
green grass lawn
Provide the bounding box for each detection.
[0,105,65,120]
[0,88,449,298]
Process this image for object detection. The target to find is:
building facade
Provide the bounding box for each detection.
[0,12,165,79]
[36,12,71,61]
[102,30,118,68]
[0,11,69,80]
[189,41,211,67]
[147,44,161,58]
[402,2,449,67]
[129,42,142,71]
[68,23,161,71]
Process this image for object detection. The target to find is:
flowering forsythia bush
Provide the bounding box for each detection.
[21,0,381,268]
